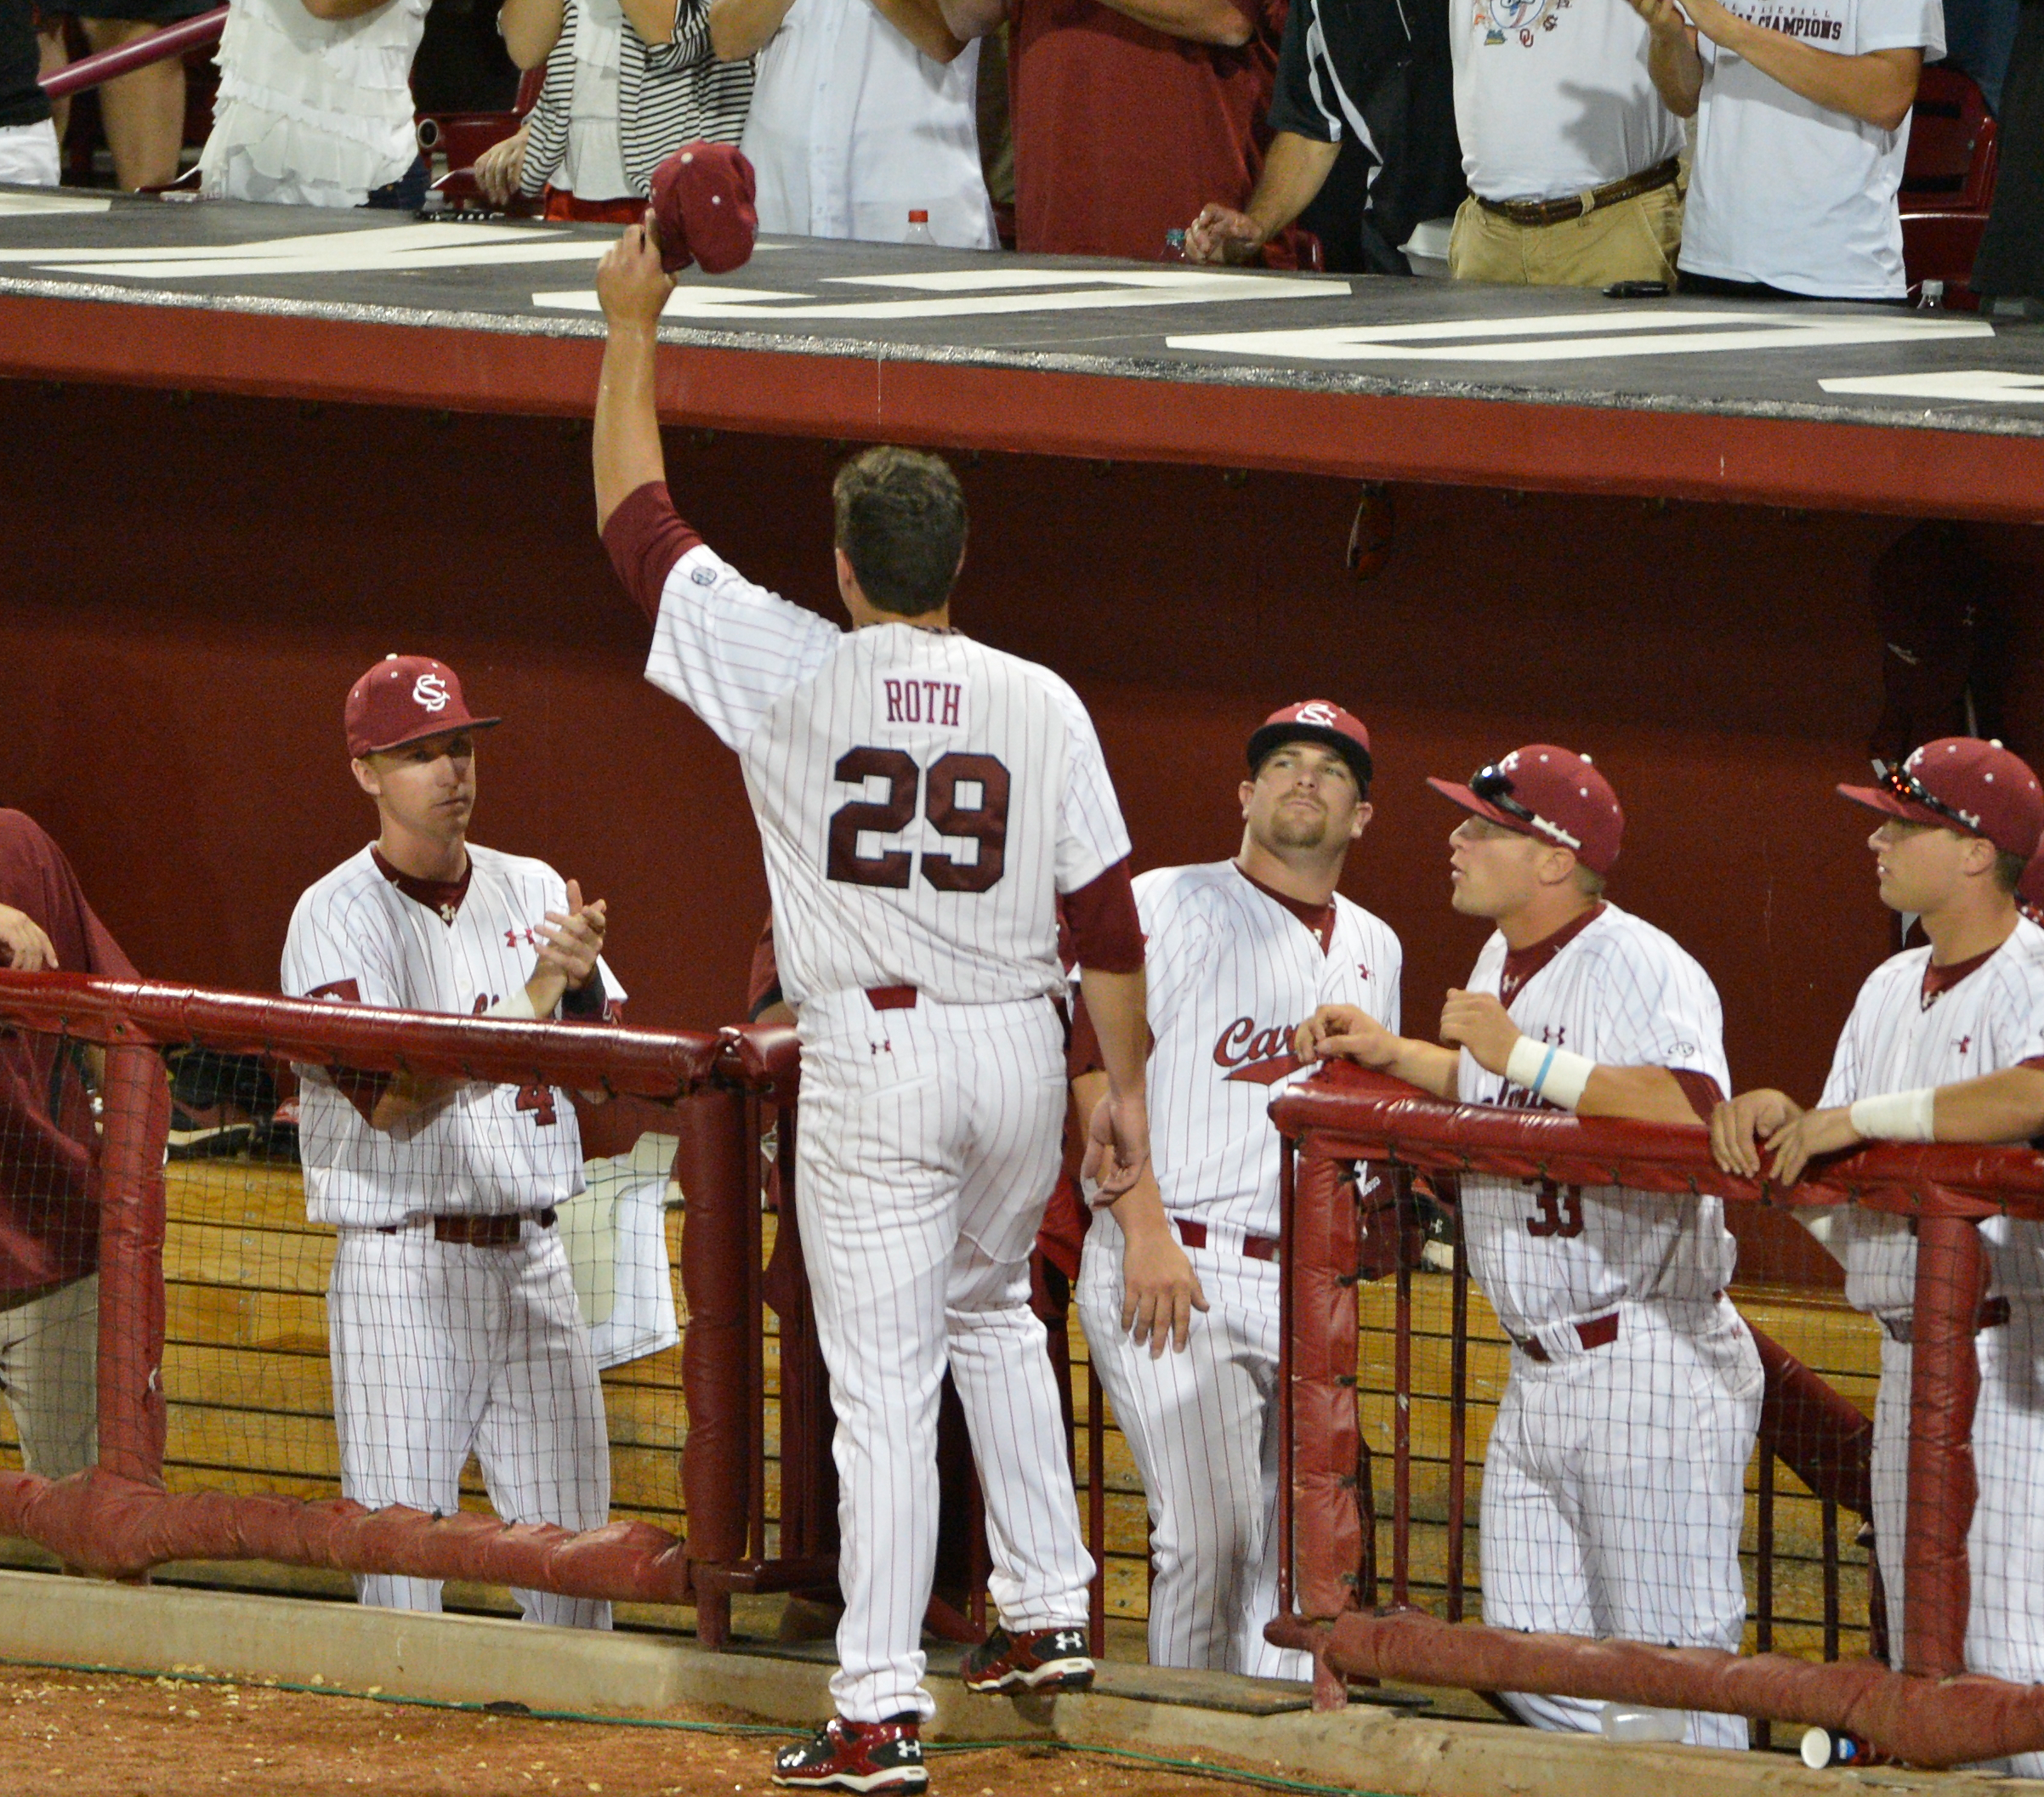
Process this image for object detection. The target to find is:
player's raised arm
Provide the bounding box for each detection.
[593,218,675,534]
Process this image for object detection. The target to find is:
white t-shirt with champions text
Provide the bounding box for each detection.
[1680,0,1945,297]
[1451,0,1684,201]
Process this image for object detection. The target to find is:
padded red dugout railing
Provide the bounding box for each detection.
[0,969,809,1614]
[1270,1061,2044,1766]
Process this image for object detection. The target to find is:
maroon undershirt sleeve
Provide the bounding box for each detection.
[1064,859,1144,975]
[601,481,705,626]
[1668,1069,1725,1125]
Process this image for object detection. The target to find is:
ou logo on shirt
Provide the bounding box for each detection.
[413,674,451,712]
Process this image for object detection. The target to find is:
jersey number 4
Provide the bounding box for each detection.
[826,747,1010,893]
[1525,1181,1583,1239]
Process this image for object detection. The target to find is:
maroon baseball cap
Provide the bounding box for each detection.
[344,655,500,759]
[1246,700,1374,790]
[1427,745,1623,876]
[1839,737,2044,860]
[649,143,758,276]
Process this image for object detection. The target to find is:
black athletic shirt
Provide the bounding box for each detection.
[2,0,52,131]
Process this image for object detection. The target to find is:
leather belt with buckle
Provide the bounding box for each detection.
[379,1209,557,1248]
[1479,157,1681,228]
[866,985,918,1011]
[1513,1310,1621,1363]
[1175,1220,1280,1261]
[1882,1295,2011,1346]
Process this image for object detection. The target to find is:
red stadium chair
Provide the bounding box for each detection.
[1901,65,2000,308]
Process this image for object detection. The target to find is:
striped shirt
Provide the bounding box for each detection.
[1456,902,1735,1336]
[520,0,752,201]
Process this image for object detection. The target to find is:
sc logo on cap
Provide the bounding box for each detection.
[413,674,451,712]
[1296,702,1339,728]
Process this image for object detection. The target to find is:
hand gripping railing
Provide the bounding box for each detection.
[1268,1060,2044,1766]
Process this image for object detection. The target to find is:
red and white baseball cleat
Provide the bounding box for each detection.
[771,1715,928,1794]
[959,1624,1094,1695]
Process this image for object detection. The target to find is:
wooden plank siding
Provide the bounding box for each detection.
[0,1160,1887,1647]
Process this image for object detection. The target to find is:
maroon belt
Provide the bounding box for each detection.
[1882,1295,2011,1346]
[1512,1311,1621,1363]
[379,1209,556,1248]
[1175,1220,1280,1262]
[867,985,918,1011]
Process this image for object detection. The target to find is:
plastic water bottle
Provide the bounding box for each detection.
[1161,227,1189,263]
[904,209,937,247]
[1598,1704,1687,1743]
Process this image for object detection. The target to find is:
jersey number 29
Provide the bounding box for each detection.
[826,747,1010,893]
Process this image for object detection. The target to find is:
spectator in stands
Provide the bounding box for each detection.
[196,0,433,206]
[1184,0,1462,272]
[74,0,210,190]
[940,0,1281,260]
[1631,0,1941,299]
[709,0,995,247]
[474,0,750,218]
[2,0,60,182]
[0,810,148,1482]
[1440,0,1687,286]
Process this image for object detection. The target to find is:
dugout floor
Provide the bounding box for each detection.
[6,185,2044,517]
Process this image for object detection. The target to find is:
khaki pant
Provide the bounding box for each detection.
[1448,181,1683,288]
[0,1273,98,1478]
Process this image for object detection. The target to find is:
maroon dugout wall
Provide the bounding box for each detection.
[8,379,2044,1284]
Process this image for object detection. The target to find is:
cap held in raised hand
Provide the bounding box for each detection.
[649,143,758,276]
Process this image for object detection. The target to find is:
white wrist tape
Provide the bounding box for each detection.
[1848,1087,1937,1142]
[1504,1035,1596,1112]
[485,987,539,1023]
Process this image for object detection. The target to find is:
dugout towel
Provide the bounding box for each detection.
[649,142,758,275]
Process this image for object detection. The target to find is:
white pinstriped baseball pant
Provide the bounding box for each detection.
[327,1221,613,1629]
[796,989,1094,1724]
[1076,1218,1309,1681]
[1872,1304,2044,1777]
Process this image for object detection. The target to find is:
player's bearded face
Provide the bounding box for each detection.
[1245,745,1359,853]
[365,733,477,842]
[1448,818,1539,918]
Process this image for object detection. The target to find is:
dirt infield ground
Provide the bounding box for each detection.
[0,1665,1336,1797]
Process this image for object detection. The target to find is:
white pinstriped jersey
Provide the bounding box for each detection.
[1818,916,2044,1317]
[282,844,625,1228]
[644,541,1132,1006]
[1456,903,1735,1336]
[1138,862,1401,1240]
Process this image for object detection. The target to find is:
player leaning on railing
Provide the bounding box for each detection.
[1712,738,2044,1773]
[281,655,624,1630]
[1297,745,1760,1749]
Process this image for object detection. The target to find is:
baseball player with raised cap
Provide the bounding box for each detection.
[1299,745,1758,1747]
[1070,700,1400,1681]
[593,221,1151,1794]
[1712,739,2044,1751]
[282,655,622,1629]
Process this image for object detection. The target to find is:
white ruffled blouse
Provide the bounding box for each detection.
[198,0,429,207]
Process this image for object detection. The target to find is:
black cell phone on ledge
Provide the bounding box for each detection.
[1603,280,1672,298]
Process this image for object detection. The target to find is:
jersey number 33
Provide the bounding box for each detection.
[826,746,1011,893]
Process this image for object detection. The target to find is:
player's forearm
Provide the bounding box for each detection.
[1647,26,1704,116]
[594,320,667,531]
[1244,132,1341,241]
[1712,23,1918,129]
[1577,1064,1710,1125]
[1388,1039,1459,1099]
[369,1072,463,1131]
[1922,1067,2044,1142]
[869,0,967,60]
[1078,967,1149,1098]
[1100,1160,1173,1235]
[1093,0,1250,44]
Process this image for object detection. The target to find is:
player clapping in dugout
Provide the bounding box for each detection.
[1710,740,2044,1768]
[283,656,623,1628]
[1070,701,1400,1681]
[1297,745,1759,1747]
